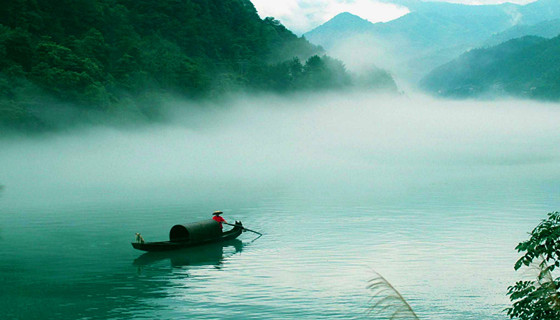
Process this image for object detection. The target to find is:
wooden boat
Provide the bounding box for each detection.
[133,239,244,267]
[132,220,244,252]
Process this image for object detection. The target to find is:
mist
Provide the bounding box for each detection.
[1,92,559,209]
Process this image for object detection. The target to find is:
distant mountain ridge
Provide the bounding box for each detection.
[519,0,560,25]
[303,12,374,50]
[484,19,560,47]
[303,0,560,83]
[420,35,560,100]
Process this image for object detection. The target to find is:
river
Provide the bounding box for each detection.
[1,92,559,319]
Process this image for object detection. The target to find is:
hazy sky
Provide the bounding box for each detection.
[251,0,538,34]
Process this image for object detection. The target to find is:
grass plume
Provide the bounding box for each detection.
[367,270,419,320]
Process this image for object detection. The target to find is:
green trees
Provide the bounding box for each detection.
[507,212,560,319]
[0,0,397,130]
[31,41,108,104]
[421,35,560,100]
[246,55,353,92]
[0,1,322,104]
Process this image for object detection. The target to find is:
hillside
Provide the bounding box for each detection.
[0,0,396,131]
[518,0,560,25]
[484,19,560,47]
[420,35,560,100]
[302,12,376,51]
[303,0,560,83]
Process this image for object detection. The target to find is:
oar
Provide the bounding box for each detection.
[223,222,263,236]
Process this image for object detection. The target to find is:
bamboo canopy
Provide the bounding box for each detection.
[169,219,221,242]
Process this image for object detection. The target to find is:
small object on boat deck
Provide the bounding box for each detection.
[135,233,145,244]
[131,219,245,252]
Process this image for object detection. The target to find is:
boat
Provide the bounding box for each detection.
[132,219,244,252]
[133,239,244,267]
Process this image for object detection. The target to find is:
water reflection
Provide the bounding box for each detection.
[1,93,559,319]
[32,240,247,319]
[134,239,244,269]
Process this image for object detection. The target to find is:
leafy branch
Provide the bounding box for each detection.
[507,211,560,320]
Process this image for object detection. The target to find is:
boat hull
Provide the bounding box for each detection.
[132,225,243,252]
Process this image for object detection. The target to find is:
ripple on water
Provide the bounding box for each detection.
[0,170,557,319]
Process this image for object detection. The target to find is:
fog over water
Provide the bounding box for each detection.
[1,92,558,207]
[1,92,559,319]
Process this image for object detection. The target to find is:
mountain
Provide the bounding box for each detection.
[420,35,560,100]
[302,12,375,51]
[1,0,319,98]
[518,0,560,25]
[1,0,397,131]
[483,19,560,47]
[303,0,560,83]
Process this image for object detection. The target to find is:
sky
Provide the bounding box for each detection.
[250,0,539,34]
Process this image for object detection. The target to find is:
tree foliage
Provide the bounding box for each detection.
[507,211,560,320]
[0,0,394,130]
[421,35,560,100]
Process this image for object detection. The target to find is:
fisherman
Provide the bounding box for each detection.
[212,210,227,230]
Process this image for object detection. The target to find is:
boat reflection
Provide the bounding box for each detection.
[133,239,244,269]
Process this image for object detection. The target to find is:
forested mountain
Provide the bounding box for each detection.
[518,0,560,25]
[304,2,518,82]
[303,0,560,83]
[483,19,560,47]
[0,0,396,131]
[420,35,560,100]
[302,12,375,51]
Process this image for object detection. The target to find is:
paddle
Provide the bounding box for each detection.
[223,222,263,236]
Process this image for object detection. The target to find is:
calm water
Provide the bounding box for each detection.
[1,93,559,319]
